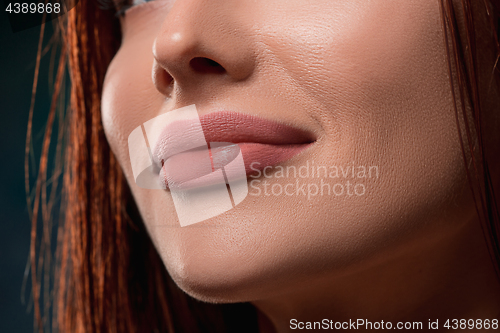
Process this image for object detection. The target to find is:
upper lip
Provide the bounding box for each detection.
[152,111,316,166]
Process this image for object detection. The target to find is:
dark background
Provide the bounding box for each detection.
[1,7,55,333]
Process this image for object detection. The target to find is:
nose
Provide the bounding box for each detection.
[152,1,256,97]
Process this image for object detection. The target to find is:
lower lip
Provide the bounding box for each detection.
[159,142,311,190]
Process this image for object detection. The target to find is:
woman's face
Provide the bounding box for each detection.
[102,0,474,302]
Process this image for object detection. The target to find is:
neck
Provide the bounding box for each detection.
[253,218,500,333]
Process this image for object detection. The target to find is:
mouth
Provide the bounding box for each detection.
[153,111,316,190]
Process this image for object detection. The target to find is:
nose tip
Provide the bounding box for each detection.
[151,4,256,98]
[152,32,227,76]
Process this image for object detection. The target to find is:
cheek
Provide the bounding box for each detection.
[101,38,176,238]
[101,40,161,177]
[256,1,471,240]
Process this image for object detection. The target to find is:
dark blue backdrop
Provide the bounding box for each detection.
[1,8,55,333]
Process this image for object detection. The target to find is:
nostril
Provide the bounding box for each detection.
[157,69,174,96]
[153,60,175,96]
[190,57,226,74]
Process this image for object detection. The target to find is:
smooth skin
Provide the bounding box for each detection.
[101,0,500,331]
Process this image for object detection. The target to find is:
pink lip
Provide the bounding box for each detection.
[153,111,315,189]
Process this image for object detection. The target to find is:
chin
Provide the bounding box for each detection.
[161,244,270,304]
